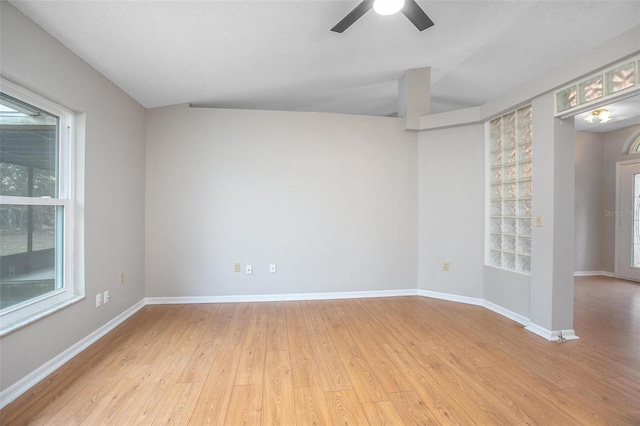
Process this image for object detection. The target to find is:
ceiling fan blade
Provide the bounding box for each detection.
[331,0,374,33]
[401,0,434,31]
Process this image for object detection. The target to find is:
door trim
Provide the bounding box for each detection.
[615,159,640,279]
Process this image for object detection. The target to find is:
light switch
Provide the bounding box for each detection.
[269,263,277,274]
[536,215,544,227]
[246,264,253,275]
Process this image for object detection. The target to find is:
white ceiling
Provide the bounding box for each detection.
[8,0,640,117]
[574,94,640,134]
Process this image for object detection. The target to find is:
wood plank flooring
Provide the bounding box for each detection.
[2,276,639,425]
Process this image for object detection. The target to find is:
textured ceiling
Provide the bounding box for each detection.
[8,0,640,117]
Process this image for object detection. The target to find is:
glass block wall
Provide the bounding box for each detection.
[489,105,532,274]
[556,55,639,114]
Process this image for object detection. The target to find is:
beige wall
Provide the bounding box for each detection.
[574,132,604,272]
[0,2,146,392]
[145,105,418,297]
[417,124,485,298]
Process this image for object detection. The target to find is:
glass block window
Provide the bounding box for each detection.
[488,105,532,274]
[605,62,636,95]
[578,76,603,104]
[555,55,639,114]
[555,86,577,112]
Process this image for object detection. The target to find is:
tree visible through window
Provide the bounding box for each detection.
[0,82,75,328]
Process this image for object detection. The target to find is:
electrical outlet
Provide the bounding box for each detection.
[443,262,450,271]
[96,293,102,307]
[269,263,277,274]
[246,264,253,275]
[119,272,125,284]
[104,290,111,304]
[234,263,241,273]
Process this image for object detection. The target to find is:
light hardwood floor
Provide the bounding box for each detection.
[2,276,639,425]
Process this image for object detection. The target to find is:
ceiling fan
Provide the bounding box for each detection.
[331,0,434,33]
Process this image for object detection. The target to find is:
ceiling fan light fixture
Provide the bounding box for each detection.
[373,0,405,16]
[330,0,433,33]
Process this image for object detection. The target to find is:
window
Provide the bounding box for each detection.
[488,105,532,274]
[627,132,640,154]
[555,55,639,114]
[0,79,77,332]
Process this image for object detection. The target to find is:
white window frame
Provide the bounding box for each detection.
[626,130,640,155]
[0,78,79,333]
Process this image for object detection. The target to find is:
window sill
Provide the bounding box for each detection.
[0,295,85,337]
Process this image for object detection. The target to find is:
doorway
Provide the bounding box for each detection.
[616,160,640,281]
[573,95,640,281]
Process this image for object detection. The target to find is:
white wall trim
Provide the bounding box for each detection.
[525,322,580,341]
[482,300,530,326]
[417,289,483,306]
[2,287,581,410]
[418,291,579,341]
[0,299,146,410]
[145,289,418,305]
[525,322,555,340]
[573,270,614,277]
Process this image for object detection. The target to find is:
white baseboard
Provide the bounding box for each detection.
[525,322,580,341]
[149,289,579,342]
[525,322,554,340]
[418,292,577,340]
[482,300,530,326]
[2,288,417,410]
[1,286,581,410]
[0,299,146,410]
[145,289,418,305]
[574,270,614,277]
[417,289,483,306]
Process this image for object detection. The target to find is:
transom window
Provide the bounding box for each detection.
[627,132,640,154]
[488,105,533,274]
[0,80,77,332]
[555,55,639,114]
